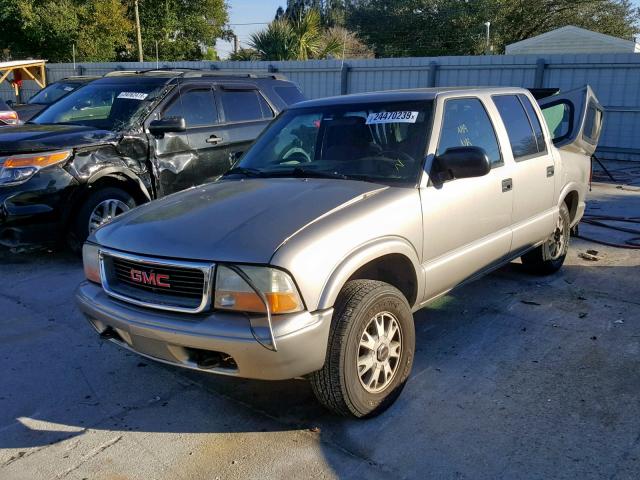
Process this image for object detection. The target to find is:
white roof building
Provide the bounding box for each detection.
[506,25,640,55]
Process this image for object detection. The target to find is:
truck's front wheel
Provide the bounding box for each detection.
[310,280,415,418]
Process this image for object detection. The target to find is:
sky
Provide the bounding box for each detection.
[216,0,283,59]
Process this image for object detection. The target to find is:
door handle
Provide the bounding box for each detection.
[206,134,224,145]
[501,178,513,192]
[547,165,555,177]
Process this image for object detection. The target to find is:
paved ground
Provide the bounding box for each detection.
[1,182,639,480]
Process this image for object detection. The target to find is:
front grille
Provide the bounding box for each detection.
[100,250,213,313]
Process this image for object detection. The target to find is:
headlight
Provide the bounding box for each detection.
[82,243,101,284]
[0,150,72,186]
[214,265,303,314]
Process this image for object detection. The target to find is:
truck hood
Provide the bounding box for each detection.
[93,178,387,263]
[0,124,116,154]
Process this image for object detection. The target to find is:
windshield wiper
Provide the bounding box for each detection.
[223,166,265,178]
[262,167,351,180]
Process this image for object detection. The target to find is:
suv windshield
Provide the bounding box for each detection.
[236,101,433,186]
[28,81,83,105]
[31,79,168,131]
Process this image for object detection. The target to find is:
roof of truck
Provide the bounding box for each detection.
[292,87,531,108]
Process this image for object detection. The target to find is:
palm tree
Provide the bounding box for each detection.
[249,19,297,61]
[249,9,344,61]
[291,9,323,60]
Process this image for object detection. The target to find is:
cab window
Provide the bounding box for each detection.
[493,94,545,160]
[163,89,218,127]
[437,97,502,167]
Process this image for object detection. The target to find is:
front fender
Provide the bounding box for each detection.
[87,166,152,201]
[317,235,424,311]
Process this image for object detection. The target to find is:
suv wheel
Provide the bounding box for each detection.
[310,280,415,418]
[521,202,571,275]
[68,187,136,252]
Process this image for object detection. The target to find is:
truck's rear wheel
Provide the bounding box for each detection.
[310,280,415,418]
[68,187,136,252]
[521,203,571,275]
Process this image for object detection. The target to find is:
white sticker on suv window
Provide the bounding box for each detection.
[63,86,74,91]
[366,111,418,124]
[117,92,148,100]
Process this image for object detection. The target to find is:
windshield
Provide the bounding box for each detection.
[31,80,168,131]
[28,82,82,105]
[236,101,433,186]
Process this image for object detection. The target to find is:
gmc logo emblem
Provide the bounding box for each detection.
[130,268,171,288]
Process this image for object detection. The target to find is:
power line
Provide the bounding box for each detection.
[227,22,271,26]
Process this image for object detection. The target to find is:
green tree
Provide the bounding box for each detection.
[136,0,229,61]
[77,0,133,61]
[276,0,346,27]
[0,0,81,62]
[249,9,353,60]
[491,0,640,51]
[249,19,298,60]
[229,48,262,61]
[347,0,640,57]
[0,0,230,62]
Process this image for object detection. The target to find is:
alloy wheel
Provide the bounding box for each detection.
[357,311,402,393]
[88,199,130,234]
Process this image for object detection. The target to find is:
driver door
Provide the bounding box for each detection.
[148,85,230,195]
[421,95,514,300]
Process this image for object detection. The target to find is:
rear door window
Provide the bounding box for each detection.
[219,89,273,122]
[163,89,218,127]
[518,94,546,154]
[274,85,305,105]
[437,97,502,167]
[493,94,543,160]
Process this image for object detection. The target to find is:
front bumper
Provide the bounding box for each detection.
[75,281,333,380]
[0,167,78,247]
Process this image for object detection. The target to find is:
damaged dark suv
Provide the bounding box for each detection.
[0,69,303,249]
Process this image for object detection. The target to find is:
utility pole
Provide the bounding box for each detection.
[484,21,491,55]
[134,0,144,62]
[232,33,239,54]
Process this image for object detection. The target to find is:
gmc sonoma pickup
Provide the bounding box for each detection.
[76,86,603,417]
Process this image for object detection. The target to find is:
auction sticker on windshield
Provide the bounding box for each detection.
[366,111,418,124]
[117,92,149,101]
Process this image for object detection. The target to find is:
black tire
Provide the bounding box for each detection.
[68,187,136,252]
[310,280,415,418]
[521,203,571,275]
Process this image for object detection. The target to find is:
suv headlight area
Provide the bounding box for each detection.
[82,244,304,315]
[0,150,72,186]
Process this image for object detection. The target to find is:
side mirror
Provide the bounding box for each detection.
[148,116,186,137]
[434,146,491,182]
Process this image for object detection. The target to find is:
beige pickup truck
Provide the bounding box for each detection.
[77,86,603,418]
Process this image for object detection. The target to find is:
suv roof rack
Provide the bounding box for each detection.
[60,75,101,80]
[103,68,286,80]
